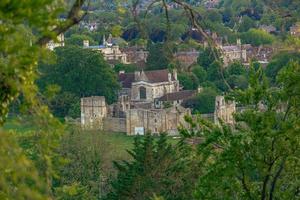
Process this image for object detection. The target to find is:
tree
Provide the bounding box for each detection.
[183,87,218,114]
[241,28,275,46]
[178,72,199,90]
[146,43,170,70]
[192,65,207,83]
[38,46,120,117]
[238,16,257,32]
[114,63,138,73]
[181,63,300,199]
[197,47,216,70]
[265,51,300,84]
[65,34,97,46]
[105,133,199,200]
[0,0,89,199]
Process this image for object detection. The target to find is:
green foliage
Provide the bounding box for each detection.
[38,46,120,117]
[146,43,170,70]
[65,34,97,46]
[265,51,300,84]
[181,63,300,199]
[197,47,216,70]
[241,28,275,46]
[192,65,207,83]
[238,16,257,32]
[105,133,199,200]
[114,63,138,73]
[178,72,199,90]
[0,131,48,200]
[183,87,218,114]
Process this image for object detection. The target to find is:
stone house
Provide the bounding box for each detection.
[121,46,149,67]
[290,23,300,37]
[259,25,277,34]
[46,33,64,51]
[220,39,247,67]
[83,34,128,64]
[204,0,220,9]
[174,50,199,68]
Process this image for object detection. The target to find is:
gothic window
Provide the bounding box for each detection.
[140,86,146,99]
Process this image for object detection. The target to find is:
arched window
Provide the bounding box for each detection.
[139,87,146,99]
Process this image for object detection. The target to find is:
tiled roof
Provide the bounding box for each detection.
[119,73,135,88]
[143,69,175,83]
[157,90,196,101]
[118,69,175,88]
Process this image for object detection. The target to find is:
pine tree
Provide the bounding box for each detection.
[105,133,199,200]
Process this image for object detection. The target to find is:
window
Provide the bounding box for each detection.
[139,86,146,99]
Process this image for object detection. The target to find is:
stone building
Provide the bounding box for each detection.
[46,33,65,51]
[83,34,128,64]
[214,96,236,125]
[121,46,149,67]
[80,96,107,129]
[220,39,247,67]
[204,0,220,9]
[155,90,198,109]
[174,50,199,68]
[125,106,190,135]
[290,23,300,37]
[118,69,180,103]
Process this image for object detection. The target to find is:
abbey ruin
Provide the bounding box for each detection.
[81,69,236,135]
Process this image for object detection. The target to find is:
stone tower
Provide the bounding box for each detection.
[81,96,107,129]
[214,96,236,125]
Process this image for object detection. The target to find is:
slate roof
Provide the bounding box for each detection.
[118,69,176,88]
[157,90,196,101]
[119,73,135,88]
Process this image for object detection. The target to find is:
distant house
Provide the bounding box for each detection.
[174,49,199,68]
[121,46,149,67]
[204,0,220,9]
[83,34,128,64]
[220,39,247,67]
[46,33,65,51]
[259,25,277,34]
[290,24,300,37]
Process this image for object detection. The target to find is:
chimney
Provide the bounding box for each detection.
[83,40,89,47]
[237,38,241,46]
[173,69,178,80]
[197,86,203,93]
[134,71,140,81]
[168,72,172,82]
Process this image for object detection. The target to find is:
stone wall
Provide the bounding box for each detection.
[81,96,107,130]
[131,81,179,102]
[125,107,190,135]
[103,117,126,133]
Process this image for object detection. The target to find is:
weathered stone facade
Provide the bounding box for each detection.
[46,33,64,51]
[214,96,236,125]
[174,50,199,68]
[83,34,128,64]
[125,106,190,135]
[80,69,236,135]
[221,39,247,67]
[290,23,300,37]
[81,96,107,129]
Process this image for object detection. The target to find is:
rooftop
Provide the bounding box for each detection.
[157,90,197,101]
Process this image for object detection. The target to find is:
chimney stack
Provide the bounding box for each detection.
[83,40,89,47]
